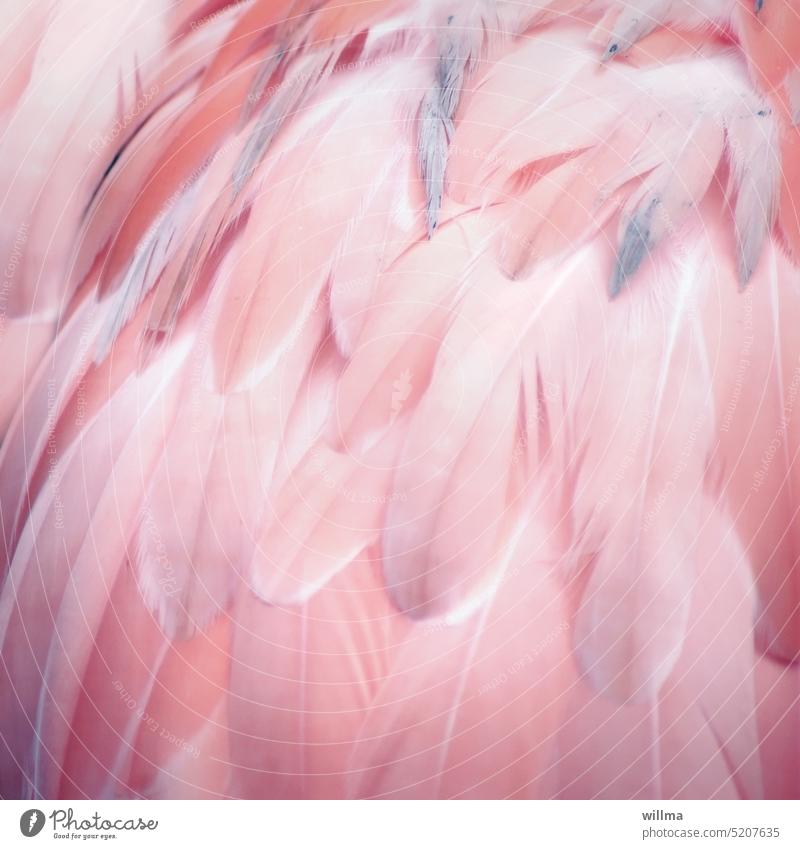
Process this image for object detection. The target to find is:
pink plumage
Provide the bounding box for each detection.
[1,0,799,800]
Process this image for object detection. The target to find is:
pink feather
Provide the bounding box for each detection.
[1,0,800,801]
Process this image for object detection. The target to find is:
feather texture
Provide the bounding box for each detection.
[2,0,800,802]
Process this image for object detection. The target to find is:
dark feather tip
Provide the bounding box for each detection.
[609,218,651,298]
[601,42,619,63]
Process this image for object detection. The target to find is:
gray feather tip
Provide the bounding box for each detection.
[609,218,651,298]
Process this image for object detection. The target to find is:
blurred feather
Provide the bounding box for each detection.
[1,0,799,802]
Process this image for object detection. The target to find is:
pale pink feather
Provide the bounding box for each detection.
[1,0,799,802]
